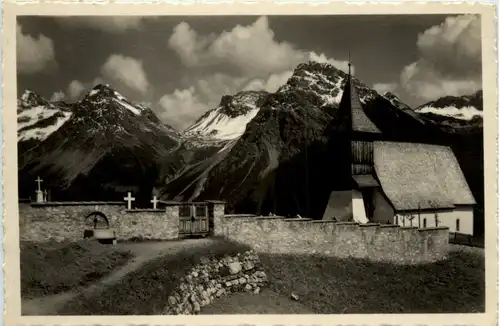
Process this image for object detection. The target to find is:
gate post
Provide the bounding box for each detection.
[163,201,180,239]
[206,200,226,236]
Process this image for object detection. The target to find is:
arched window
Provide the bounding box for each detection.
[456,219,460,232]
[423,218,427,228]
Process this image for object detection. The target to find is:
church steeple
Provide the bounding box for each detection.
[348,52,352,77]
[338,55,380,135]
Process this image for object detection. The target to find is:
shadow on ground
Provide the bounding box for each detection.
[259,244,484,314]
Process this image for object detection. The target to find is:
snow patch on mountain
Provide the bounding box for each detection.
[19,111,73,141]
[112,98,142,115]
[186,104,260,140]
[417,105,483,120]
[185,91,267,141]
[382,92,412,110]
[17,103,73,141]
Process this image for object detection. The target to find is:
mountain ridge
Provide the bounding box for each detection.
[17,61,484,223]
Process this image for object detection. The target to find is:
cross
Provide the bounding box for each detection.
[35,176,43,192]
[124,192,135,210]
[150,196,159,209]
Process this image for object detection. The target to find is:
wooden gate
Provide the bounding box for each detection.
[179,203,209,237]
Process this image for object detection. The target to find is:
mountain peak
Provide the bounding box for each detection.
[86,84,120,99]
[416,90,483,121]
[185,90,269,140]
[19,89,48,109]
[382,92,412,110]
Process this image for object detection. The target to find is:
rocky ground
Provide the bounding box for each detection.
[164,250,268,314]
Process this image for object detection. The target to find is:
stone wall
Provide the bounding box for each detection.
[163,250,267,315]
[19,202,181,242]
[218,216,449,264]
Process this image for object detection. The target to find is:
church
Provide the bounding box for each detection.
[322,62,476,237]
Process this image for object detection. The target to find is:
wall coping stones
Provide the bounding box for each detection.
[255,216,286,220]
[335,221,360,226]
[30,201,125,207]
[418,226,450,232]
[205,200,226,204]
[359,223,381,227]
[379,224,400,228]
[125,209,165,213]
[400,226,419,229]
[158,200,182,206]
[225,214,258,218]
[284,218,312,222]
[311,220,340,223]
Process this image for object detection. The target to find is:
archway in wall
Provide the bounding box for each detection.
[83,211,110,239]
[84,211,110,229]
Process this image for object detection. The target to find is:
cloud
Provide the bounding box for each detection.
[50,91,65,102]
[17,23,56,74]
[400,14,482,102]
[67,80,86,99]
[308,52,352,75]
[373,83,398,95]
[168,22,216,67]
[168,16,349,78]
[162,16,351,130]
[57,17,155,33]
[244,71,294,93]
[158,87,210,130]
[101,54,149,94]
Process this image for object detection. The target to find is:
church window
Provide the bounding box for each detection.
[423,218,427,228]
[456,219,460,232]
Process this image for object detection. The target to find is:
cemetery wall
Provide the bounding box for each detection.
[18,202,180,242]
[217,216,449,264]
[164,250,267,315]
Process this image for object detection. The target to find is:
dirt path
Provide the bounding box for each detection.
[21,238,215,316]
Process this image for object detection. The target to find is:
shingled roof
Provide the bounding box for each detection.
[345,76,381,134]
[373,141,476,211]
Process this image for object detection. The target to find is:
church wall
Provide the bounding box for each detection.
[395,206,474,235]
[352,190,368,223]
[321,191,352,221]
[19,202,181,242]
[219,215,450,265]
[372,189,395,224]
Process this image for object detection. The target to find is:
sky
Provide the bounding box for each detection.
[17,14,482,130]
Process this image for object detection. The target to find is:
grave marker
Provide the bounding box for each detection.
[150,196,159,209]
[35,176,44,203]
[124,192,135,210]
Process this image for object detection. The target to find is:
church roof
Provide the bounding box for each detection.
[345,77,381,134]
[373,141,476,211]
[353,174,380,188]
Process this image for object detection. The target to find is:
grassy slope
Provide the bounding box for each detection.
[260,245,484,313]
[20,240,133,299]
[37,239,482,315]
[59,238,251,315]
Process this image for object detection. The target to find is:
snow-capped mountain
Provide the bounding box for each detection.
[416,91,483,121]
[278,61,377,105]
[17,90,73,142]
[159,61,433,215]
[184,90,268,141]
[159,61,482,219]
[17,84,181,204]
[17,61,483,218]
[382,92,412,111]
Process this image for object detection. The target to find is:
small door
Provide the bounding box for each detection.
[179,204,209,236]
